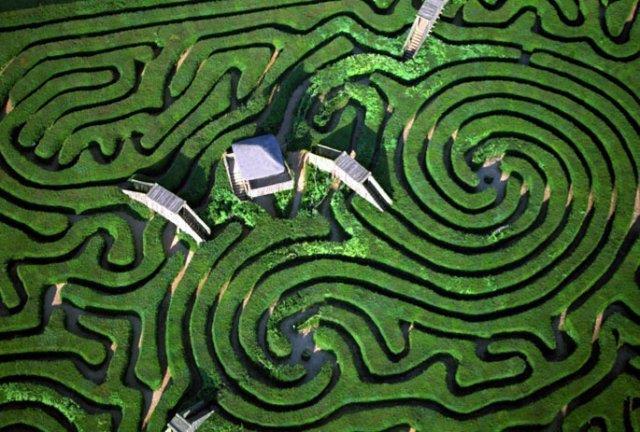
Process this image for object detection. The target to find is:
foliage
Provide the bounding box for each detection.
[299,164,333,214]
[274,189,293,217]
[0,1,638,431]
[206,187,265,228]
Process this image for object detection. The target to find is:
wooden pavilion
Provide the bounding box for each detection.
[223,134,294,199]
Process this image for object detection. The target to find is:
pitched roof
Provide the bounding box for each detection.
[232,135,286,181]
[335,152,369,183]
[148,184,185,213]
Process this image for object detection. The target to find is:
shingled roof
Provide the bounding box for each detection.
[231,135,286,181]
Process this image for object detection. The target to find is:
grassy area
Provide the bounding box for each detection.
[0,0,638,431]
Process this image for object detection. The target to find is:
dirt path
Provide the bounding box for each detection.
[257,48,280,87]
[632,186,640,228]
[587,190,595,213]
[627,0,638,22]
[169,232,180,252]
[0,57,15,77]
[277,80,310,147]
[592,312,603,343]
[608,189,617,221]
[4,98,13,114]
[566,184,574,207]
[169,249,194,295]
[196,268,213,296]
[558,309,567,331]
[218,279,230,300]
[543,184,551,202]
[402,115,416,143]
[483,154,504,167]
[242,287,254,308]
[51,283,66,306]
[176,46,193,70]
[142,369,172,429]
[520,182,528,196]
[289,152,308,218]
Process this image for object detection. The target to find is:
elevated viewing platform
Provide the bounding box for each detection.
[306,145,393,211]
[403,0,449,59]
[165,402,215,432]
[122,180,211,244]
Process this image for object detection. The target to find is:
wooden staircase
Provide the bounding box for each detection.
[403,0,448,59]
[224,154,248,200]
[231,174,248,200]
[404,22,428,58]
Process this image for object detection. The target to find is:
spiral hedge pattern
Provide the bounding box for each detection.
[0,0,639,430]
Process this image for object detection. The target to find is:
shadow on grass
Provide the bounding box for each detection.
[1,0,90,13]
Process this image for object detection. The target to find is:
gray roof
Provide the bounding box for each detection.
[232,135,286,181]
[335,152,369,183]
[418,0,447,19]
[148,184,185,213]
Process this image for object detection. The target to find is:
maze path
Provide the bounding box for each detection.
[0,0,638,431]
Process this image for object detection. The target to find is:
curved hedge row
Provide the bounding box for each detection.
[0,0,638,431]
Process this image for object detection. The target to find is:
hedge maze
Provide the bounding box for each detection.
[0,0,639,430]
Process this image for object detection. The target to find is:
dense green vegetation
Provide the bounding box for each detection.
[0,0,639,430]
